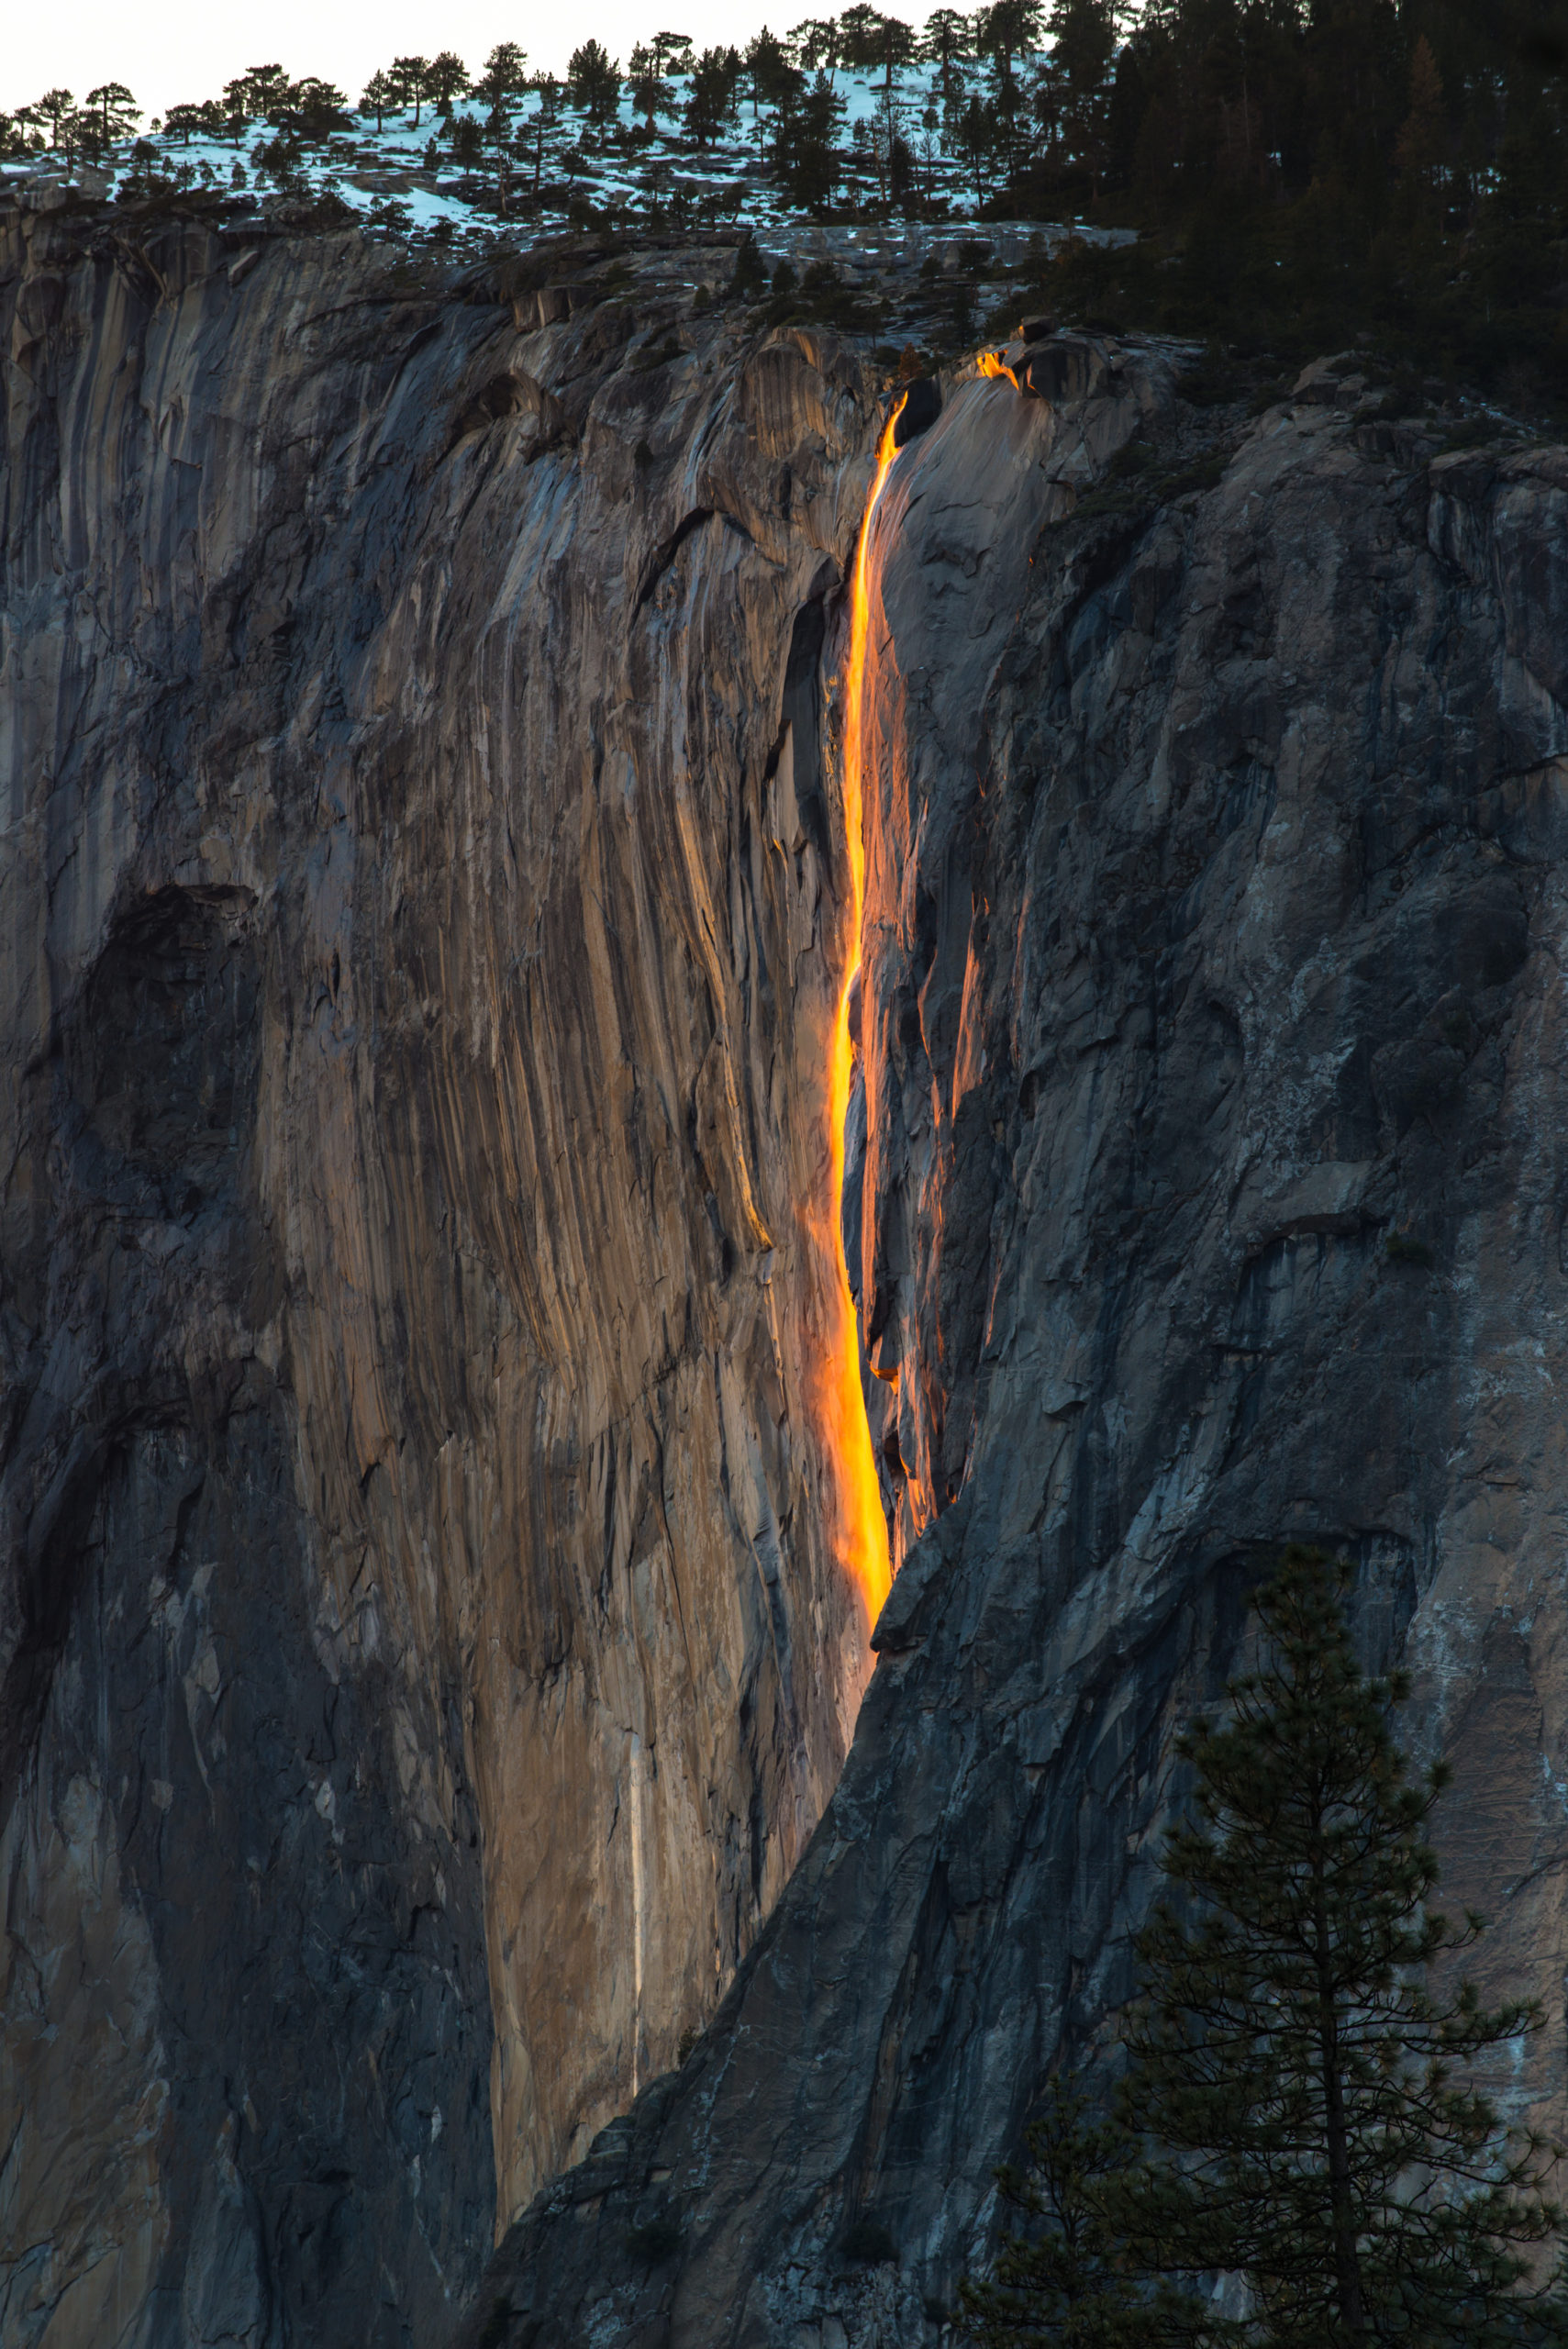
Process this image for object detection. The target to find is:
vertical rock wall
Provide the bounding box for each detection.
[0,205,884,2345]
[12,197,1568,2349]
[457,356,1568,2344]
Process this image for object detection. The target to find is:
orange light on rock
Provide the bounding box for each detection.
[976,349,1022,390]
[807,399,905,1632]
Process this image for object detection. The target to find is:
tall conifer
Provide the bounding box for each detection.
[959,2076,1187,2345]
[965,1550,1568,2347]
[1109,1549,1565,2343]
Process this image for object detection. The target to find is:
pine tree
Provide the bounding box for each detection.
[231,64,289,122]
[1,108,41,160]
[875,13,917,90]
[921,9,972,104]
[361,71,395,132]
[684,47,741,146]
[628,42,669,131]
[773,69,845,210]
[480,42,529,101]
[976,0,1042,83]
[729,228,767,295]
[469,41,530,133]
[790,19,843,83]
[447,113,485,188]
[743,27,794,116]
[216,82,250,144]
[1393,35,1448,233]
[959,2075,1183,2346]
[567,41,621,127]
[34,88,74,150]
[523,79,558,196]
[286,79,350,142]
[426,51,468,117]
[836,4,886,73]
[652,31,694,79]
[162,103,205,145]
[1111,1548,1568,2348]
[391,57,432,126]
[962,1552,1568,2346]
[84,83,138,144]
[60,107,104,170]
[1040,0,1116,194]
[468,35,530,205]
[954,91,995,207]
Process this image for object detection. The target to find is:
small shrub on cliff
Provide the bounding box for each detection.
[364,194,413,240]
[964,1550,1568,2346]
[728,230,766,298]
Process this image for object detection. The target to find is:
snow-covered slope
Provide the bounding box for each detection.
[0,61,1129,251]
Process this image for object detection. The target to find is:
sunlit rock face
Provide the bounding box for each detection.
[0,208,884,2346]
[10,196,1568,2349]
[452,363,1568,2342]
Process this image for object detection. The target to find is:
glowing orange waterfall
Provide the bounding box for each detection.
[810,400,905,1631]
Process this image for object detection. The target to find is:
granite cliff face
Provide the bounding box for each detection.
[6,194,1568,2349]
[0,206,888,2347]
[452,359,1568,2341]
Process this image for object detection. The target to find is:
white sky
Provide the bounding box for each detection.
[3,0,866,121]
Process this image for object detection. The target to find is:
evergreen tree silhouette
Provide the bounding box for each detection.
[964,1552,1568,2349]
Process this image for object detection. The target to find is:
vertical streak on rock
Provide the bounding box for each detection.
[815,405,903,1631]
[629,1731,645,2101]
[845,395,943,1575]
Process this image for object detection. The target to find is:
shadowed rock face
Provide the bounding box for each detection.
[7,203,1568,2349]
[451,374,1568,2340]
[0,208,885,2347]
